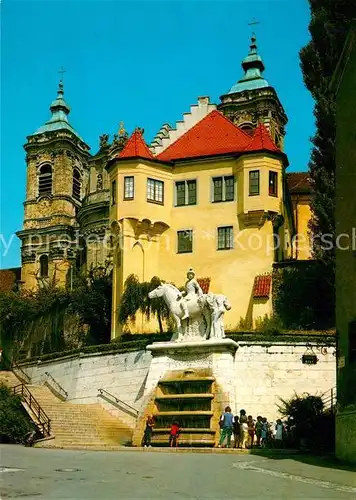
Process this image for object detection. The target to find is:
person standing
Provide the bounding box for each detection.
[142,415,155,447]
[255,416,263,446]
[261,417,268,447]
[218,406,234,448]
[233,415,240,448]
[169,421,180,448]
[239,409,248,449]
[275,419,284,448]
[247,415,255,448]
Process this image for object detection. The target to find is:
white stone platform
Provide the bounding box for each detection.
[144,339,239,410]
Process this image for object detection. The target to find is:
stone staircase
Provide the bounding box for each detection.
[0,370,21,388]
[0,371,133,449]
[26,385,133,449]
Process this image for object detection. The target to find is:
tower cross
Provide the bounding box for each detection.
[248,18,260,28]
[58,66,66,82]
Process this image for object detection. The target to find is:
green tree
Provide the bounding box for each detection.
[299,1,355,317]
[69,265,113,345]
[119,275,169,334]
[0,384,33,443]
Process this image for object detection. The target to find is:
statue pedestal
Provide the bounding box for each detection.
[144,339,239,410]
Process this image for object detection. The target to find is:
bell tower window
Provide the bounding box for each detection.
[73,169,81,201]
[239,123,254,136]
[38,164,52,196]
[39,254,49,278]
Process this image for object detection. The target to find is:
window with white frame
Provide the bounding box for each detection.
[177,230,193,253]
[175,180,197,206]
[217,226,233,250]
[124,176,134,200]
[249,170,260,196]
[147,178,164,204]
[212,176,234,202]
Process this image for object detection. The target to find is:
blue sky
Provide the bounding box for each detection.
[1,0,314,269]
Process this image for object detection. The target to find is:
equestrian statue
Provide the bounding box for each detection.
[148,268,231,342]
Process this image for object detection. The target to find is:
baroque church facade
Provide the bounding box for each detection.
[17,36,312,335]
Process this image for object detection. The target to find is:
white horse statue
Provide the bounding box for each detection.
[148,283,231,342]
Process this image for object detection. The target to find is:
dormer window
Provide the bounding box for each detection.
[240,123,254,136]
[72,168,81,201]
[38,164,52,196]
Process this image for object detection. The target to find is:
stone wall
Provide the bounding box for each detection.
[22,350,152,413]
[20,341,336,423]
[336,407,356,464]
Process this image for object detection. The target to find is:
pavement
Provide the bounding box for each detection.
[1,444,356,499]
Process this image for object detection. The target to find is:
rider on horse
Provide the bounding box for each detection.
[179,267,204,320]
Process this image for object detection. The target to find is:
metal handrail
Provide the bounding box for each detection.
[98,388,139,417]
[321,387,337,412]
[44,372,68,399]
[13,384,51,436]
[1,351,31,384]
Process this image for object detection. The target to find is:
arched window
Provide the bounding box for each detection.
[38,164,52,196]
[239,123,254,136]
[39,254,49,278]
[72,168,81,201]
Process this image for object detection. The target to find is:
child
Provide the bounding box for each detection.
[142,415,155,447]
[233,415,240,448]
[255,416,263,446]
[218,406,234,448]
[261,417,268,447]
[247,415,255,448]
[275,419,284,448]
[169,421,180,447]
[239,411,248,449]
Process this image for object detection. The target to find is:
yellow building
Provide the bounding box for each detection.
[17,34,314,336]
[107,112,294,337]
[286,172,312,259]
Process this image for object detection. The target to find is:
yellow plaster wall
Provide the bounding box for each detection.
[290,194,312,260]
[108,154,286,336]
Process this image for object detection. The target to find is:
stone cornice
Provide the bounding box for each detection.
[24,194,83,207]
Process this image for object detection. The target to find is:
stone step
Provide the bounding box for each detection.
[20,383,133,447]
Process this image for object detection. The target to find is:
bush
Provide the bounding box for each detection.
[0,384,33,443]
[278,392,335,451]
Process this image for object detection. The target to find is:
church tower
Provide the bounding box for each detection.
[218,35,287,149]
[18,79,90,290]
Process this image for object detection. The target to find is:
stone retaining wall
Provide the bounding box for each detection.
[19,341,336,421]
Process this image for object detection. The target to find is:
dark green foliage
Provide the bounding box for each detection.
[273,262,335,329]
[278,393,324,421]
[69,265,112,345]
[0,384,33,443]
[119,275,169,333]
[299,1,354,315]
[278,392,335,451]
[0,266,113,360]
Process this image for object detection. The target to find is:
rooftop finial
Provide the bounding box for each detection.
[226,27,269,95]
[58,65,66,83]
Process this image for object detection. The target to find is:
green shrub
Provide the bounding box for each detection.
[0,384,33,443]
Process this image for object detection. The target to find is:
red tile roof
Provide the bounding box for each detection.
[286,172,312,194]
[245,122,280,153]
[118,129,154,160]
[253,274,272,298]
[156,111,253,162]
